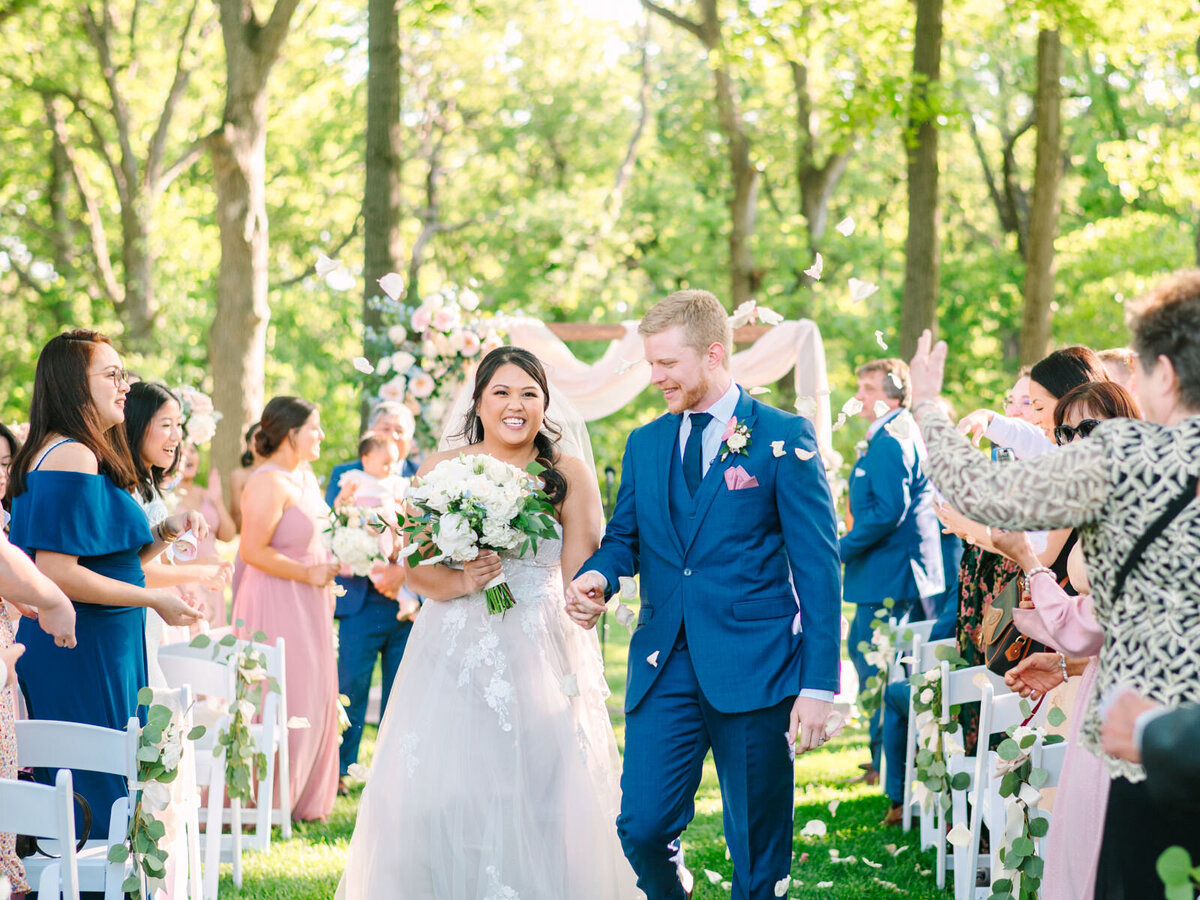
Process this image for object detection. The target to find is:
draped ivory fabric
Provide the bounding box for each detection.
[500,317,834,453]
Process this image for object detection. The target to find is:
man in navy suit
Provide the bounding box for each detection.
[325,401,420,788]
[567,291,842,900]
[840,359,943,783]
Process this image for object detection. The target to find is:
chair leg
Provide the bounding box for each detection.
[203,765,225,900]
[278,737,292,840]
[936,795,947,890]
[232,797,243,889]
[902,706,918,832]
[256,737,276,852]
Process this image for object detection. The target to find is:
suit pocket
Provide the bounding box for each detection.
[731,596,798,621]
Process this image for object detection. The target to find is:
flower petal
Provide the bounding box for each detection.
[614,604,636,629]
[347,763,370,781]
[835,216,856,237]
[827,799,840,817]
[560,673,580,698]
[774,875,791,897]
[325,267,356,292]
[841,397,864,417]
[873,400,891,418]
[799,819,826,837]
[848,277,878,302]
[794,396,817,418]
[875,330,889,350]
[618,576,639,599]
[315,253,340,277]
[352,356,375,375]
[646,650,659,668]
[771,440,786,458]
[704,870,723,885]
[947,822,972,847]
[287,716,311,729]
[378,272,405,300]
[749,385,771,395]
[804,253,823,280]
[794,448,816,461]
[616,357,643,375]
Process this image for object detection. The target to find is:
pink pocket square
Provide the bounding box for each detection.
[724,465,760,490]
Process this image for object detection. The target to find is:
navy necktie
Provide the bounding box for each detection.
[683,412,712,496]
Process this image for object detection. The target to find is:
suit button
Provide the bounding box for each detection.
[684,568,692,576]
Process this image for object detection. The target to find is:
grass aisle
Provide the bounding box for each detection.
[219,618,947,899]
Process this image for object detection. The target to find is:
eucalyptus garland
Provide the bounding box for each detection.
[107,687,206,898]
[856,596,910,717]
[908,643,970,815]
[1158,846,1200,900]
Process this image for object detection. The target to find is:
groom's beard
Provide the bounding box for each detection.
[661,376,713,414]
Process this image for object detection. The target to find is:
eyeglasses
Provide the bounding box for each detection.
[1054,419,1101,445]
[92,367,130,387]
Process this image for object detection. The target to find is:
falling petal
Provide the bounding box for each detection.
[614,605,636,629]
[287,716,311,729]
[758,306,785,326]
[729,299,758,327]
[862,857,882,869]
[771,440,786,458]
[352,356,375,375]
[832,412,848,431]
[835,216,856,237]
[725,847,731,860]
[841,397,864,417]
[604,594,620,613]
[804,253,823,280]
[749,386,771,395]
[705,870,723,885]
[398,542,422,559]
[325,267,356,292]
[875,330,889,350]
[848,278,879,303]
[794,448,816,461]
[774,875,791,897]
[873,400,891,418]
[560,673,580,697]
[884,417,912,441]
[616,357,644,375]
[794,396,817,418]
[827,799,840,817]
[378,272,406,300]
[331,584,347,598]
[347,762,370,781]
[947,823,972,847]
[799,819,826,837]
[618,576,639,599]
[315,253,340,277]
[646,650,660,668]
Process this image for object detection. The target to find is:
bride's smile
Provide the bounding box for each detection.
[478,363,546,450]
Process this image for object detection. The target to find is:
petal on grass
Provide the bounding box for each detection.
[799,819,826,838]
[704,870,723,885]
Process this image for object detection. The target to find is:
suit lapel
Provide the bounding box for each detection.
[681,389,757,556]
[654,413,686,559]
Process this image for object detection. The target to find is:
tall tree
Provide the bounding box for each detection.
[898,0,943,357]
[361,0,403,427]
[1018,28,1062,365]
[642,0,760,306]
[207,0,304,490]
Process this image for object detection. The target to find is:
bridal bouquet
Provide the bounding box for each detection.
[403,454,559,614]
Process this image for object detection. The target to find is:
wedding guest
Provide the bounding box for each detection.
[324,403,420,792]
[1003,367,1034,423]
[1101,693,1200,812]
[7,330,203,840]
[1098,347,1136,389]
[229,421,264,532]
[907,269,1200,898]
[841,358,943,784]
[1,526,76,897]
[235,396,340,821]
[175,443,237,626]
[0,423,20,516]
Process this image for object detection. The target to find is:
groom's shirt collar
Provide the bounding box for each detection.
[678,380,742,467]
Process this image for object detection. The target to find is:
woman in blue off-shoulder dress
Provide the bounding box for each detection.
[6,330,204,838]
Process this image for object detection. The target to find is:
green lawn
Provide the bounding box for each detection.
[217,615,948,899]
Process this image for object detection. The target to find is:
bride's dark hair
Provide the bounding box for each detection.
[456,346,567,504]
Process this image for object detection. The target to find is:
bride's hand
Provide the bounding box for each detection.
[461,550,503,594]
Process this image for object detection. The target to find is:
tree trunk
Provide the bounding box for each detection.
[208,0,302,496]
[790,59,850,259]
[1018,29,1062,367]
[899,0,943,358]
[361,0,404,428]
[120,197,157,346]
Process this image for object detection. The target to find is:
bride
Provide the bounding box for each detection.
[337,347,642,899]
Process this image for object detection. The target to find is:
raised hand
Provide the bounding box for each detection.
[206,468,224,503]
[908,329,948,408]
[565,571,607,629]
[164,508,210,543]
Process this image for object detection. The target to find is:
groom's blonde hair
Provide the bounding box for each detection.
[639,290,732,369]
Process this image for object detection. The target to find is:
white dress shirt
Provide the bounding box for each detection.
[678,380,742,476]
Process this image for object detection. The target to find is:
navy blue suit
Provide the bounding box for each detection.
[582,387,841,900]
[325,457,419,776]
[839,409,943,770]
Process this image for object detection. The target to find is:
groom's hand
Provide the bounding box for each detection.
[789,696,834,755]
[565,572,608,629]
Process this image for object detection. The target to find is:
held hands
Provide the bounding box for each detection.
[565,571,607,630]
[461,550,503,594]
[1100,689,1158,764]
[908,329,949,408]
[369,561,407,599]
[149,589,205,627]
[789,696,835,754]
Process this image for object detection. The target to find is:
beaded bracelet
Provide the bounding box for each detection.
[1025,566,1055,581]
[1058,653,1069,685]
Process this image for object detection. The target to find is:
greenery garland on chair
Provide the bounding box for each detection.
[908,643,970,815]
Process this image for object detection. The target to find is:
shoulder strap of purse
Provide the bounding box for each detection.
[1110,473,1200,601]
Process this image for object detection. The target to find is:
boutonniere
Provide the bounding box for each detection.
[854,439,868,456]
[719,417,752,461]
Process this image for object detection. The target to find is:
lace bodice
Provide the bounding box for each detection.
[916,405,1200,780]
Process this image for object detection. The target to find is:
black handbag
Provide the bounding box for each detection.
[981,573,1048,676]
[14,769,92,858]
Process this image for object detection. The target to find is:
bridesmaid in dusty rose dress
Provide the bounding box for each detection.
[234,396,341,821]
[176,443,238,627]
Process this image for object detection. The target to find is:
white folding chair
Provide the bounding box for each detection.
[15,718,139,900]
[879,618,936,794]
[903,636,956,836]
[148,684,204,900]
[0,769,81,899]
[157,642,243,900]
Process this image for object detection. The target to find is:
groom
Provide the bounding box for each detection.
[567,290,842,900]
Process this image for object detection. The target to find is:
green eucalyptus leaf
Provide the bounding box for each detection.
[1157,846,1195,886]
[137,687,155,706]
[108,843,130,862]
[1047,705,1067,727]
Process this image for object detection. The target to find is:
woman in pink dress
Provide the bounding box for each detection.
[234,396,341,821]
[175,443,237,627]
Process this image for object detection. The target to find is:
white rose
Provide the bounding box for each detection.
[435,512,477,562]
[161,740,183,771]
[926,667,941,682]
[919,688,934,705]
[387,325,408,344]
[726,431,748,451]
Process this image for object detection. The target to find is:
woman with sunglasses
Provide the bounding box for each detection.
[5,330,204,843]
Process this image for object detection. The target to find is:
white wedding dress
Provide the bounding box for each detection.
[336,527,643,900]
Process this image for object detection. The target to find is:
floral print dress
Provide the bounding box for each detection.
[1,599,28,893]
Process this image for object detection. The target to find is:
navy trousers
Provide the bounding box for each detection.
[617,629,794,900]
[336,598,413,775]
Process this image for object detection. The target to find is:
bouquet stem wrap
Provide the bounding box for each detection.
[483,572,515,614]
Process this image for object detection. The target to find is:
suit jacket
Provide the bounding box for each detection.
[581,387,842,715]
[839,410,944,608]
[1142,703,1200,812]
[326,457,419,618]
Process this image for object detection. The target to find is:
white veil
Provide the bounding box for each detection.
[437,361,598,480]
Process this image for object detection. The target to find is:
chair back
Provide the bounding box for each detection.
[0,769,81,899]
[15,717,139,783]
